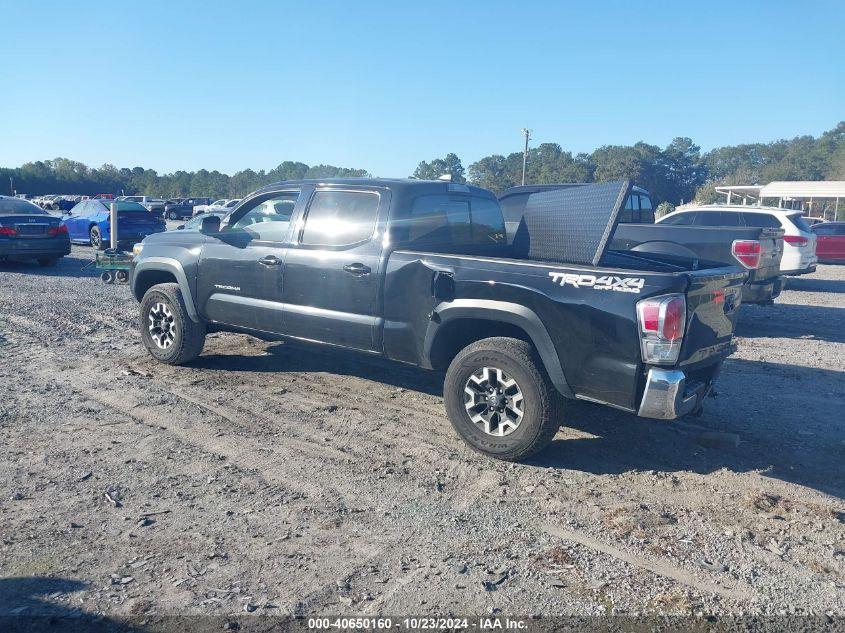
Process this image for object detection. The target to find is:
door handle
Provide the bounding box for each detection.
[343,263,371,276]
[258,255,282,266]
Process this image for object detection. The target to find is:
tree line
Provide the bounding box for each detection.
[4,122,843,212]
[1,160,369,200]
[415,121,845,212]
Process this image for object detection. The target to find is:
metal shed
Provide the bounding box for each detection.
[715,181,845,220]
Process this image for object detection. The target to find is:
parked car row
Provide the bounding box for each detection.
[25,193,222,219]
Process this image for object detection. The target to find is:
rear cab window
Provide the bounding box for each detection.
[619,194,655,223]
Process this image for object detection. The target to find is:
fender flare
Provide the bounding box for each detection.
[424,299,573,397]
[133,257,200,322]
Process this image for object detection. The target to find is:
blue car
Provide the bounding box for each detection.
[62,199,166,250]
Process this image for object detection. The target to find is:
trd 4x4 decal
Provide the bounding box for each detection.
[549,272,645,293]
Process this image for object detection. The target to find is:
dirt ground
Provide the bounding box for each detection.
[1,244,844,624]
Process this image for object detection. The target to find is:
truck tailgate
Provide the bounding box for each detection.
[750,227,784,282]
[678,268,746,367]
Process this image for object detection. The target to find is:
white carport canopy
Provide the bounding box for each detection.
[716,181,845,219]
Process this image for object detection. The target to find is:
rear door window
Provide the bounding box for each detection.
[696,212,740,226]
[301,190,380,246]
[812,224,836,235]
[741,213,781,228]
[659,212,697,226]
[405,195,506,247]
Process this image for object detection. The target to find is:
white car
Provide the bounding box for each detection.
[658,205,818,275]
[192,198,241,217]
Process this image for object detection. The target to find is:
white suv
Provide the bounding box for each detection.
[192,198,241,217]
[658,205,818,275]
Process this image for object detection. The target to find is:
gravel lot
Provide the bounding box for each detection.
[1,242,843,624]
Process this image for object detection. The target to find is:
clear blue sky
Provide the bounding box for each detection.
[2,0,843,177]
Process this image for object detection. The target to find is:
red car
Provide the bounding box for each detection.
[811,222,845,263]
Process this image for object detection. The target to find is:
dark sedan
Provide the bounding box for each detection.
[0,195,71,266]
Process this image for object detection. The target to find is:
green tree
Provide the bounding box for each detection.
[412,153,465,183]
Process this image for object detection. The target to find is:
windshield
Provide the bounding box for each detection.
[0,198,49,215]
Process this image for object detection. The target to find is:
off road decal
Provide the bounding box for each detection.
[549,272,645,293]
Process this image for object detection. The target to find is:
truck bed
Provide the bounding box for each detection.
[612,223,784,284]
[383,249,746,412]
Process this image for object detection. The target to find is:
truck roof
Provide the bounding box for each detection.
[251,178,496,199]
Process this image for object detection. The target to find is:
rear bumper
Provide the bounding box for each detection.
[741,277,784,304]
[782,264,817,276]
[637,368,712,420]
[0,239,71,259]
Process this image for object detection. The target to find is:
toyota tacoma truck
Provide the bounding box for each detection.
[500,184,784,304]
[130,179,746,461]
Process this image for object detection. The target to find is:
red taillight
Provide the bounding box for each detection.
[662,298,685,341]
[783,235,808,247]
[640,304,660,332]
[732,240,761,269]
[636,294,686,364]
[48,224,68,236]
[0,226,17,237]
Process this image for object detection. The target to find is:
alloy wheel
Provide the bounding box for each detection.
[148,302,177,349]
[463,366,525,436]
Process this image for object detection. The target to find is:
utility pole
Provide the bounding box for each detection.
[9,176,13,196]
[521,128,531,186]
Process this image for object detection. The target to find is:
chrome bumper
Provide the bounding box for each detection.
[638,368,708,420]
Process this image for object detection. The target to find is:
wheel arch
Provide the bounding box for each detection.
[424,299,573,397]
[132,257,200,322]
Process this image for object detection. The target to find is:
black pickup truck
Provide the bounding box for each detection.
[130,179,746,461]
[500,185,784,304]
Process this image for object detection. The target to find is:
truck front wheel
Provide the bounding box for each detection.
[140,283,206,365]
[444,337,561,461]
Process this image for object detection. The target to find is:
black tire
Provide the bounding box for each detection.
[140,282,206,365]
[444,337,561,461]
[168,211,179,220]
[37,257,57,267]
[89,226,105,250]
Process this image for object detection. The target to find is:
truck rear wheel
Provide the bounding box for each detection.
[444,337,560,461]
[140,283,206,365]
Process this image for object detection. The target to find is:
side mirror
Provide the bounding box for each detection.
[177,224,185,230]
[200,215,221,234]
